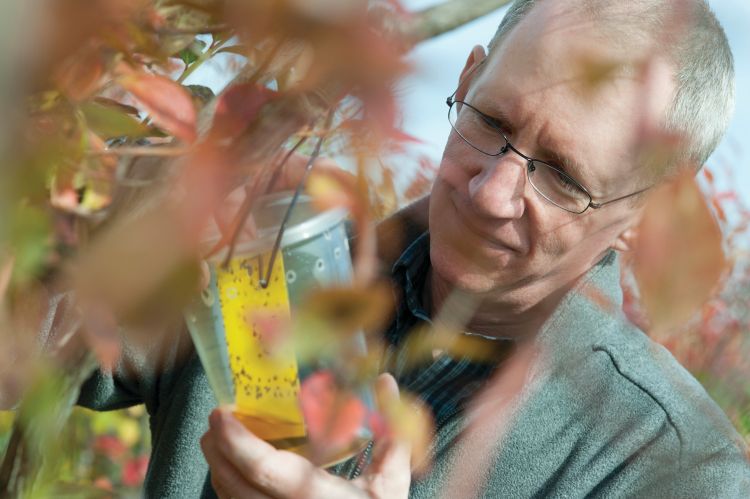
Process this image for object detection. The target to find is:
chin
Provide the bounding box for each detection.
[429,235,513,295]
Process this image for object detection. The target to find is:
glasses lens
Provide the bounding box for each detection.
[448,103,506,156]
[528,161,590,213]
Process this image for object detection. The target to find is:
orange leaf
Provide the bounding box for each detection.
[209,83,278,140]
[119,71,196,143]
[376,387,434,473]
[299,370,367,460]
[300,284,394,335]
[633,172,727,335]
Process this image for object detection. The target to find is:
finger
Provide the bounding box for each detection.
[351,374,412,498]
[374,372,400,410]
[212,470,266,499]
[202,429,270,499]
[209,408,361,498]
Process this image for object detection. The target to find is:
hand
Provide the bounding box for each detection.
[201,374,411,499]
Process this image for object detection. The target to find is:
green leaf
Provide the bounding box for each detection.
[8,204,51,281]
[80,102,152,139]
[178,39,207,65]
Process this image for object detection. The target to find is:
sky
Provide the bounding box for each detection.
[193,0,749,229]
[396,0,749,206]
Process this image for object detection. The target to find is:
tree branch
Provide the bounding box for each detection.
[403,0,512,43]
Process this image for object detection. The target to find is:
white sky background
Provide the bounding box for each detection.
[395,0,749,209]
[193,0,749,236]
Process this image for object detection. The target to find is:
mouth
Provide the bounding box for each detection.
[449,192,521,253]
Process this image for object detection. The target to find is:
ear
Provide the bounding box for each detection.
[611,227,638,253]
[455,45,488,101]
[611,203,646,253]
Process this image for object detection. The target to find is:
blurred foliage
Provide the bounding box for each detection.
[1,406,150,495]
[1,0,749,495]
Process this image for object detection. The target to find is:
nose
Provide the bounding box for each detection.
[467,148,526,219]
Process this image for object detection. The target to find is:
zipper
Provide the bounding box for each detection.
[350,440,375,479]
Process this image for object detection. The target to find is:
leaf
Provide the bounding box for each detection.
[209,83,278,140]
[8,204,51,280]
[81,102,152,139]
[178,39,207,65]
[217,45,249,57]
[374,387,434,473]
[121,455,149,487]
[185,84,216,109]
[0,255,13,307]
[80,301,121,371]
[119,70,197,143]
[299,284,394,335]
[632,172,727,335]
[93,96,141,116]
[55,46,104,102]
[703,167,715,185]
[299,370,367,462]
[306,167,361,216]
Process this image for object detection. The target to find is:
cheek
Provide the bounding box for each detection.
[529,210,590,260]
[437,139,480,193]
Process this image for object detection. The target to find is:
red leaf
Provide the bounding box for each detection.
[299,370,366,455]
[210,83,277,140]
[703,167,715,185]
[93,435,127,460]
[122,455,149,487]
[55,46,104,102]
[119,70,196,144]
[712,198,727,223]
[633,172,727,334]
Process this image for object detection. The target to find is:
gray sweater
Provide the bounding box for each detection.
[408,250,750,498]
[76,248,750,497]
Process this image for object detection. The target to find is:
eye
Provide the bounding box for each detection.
[553,169,582,193]
[479,113,505,132]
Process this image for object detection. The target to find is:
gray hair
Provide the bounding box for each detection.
[486,0,735,171]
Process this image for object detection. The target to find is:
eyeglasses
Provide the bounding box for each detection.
[446,93,651,214]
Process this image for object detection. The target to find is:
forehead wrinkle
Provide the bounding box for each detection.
[536,122,597,186]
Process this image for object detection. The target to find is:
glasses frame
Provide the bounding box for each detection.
[445,65,651,214]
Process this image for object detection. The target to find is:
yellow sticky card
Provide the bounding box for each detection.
[216,252,305,442]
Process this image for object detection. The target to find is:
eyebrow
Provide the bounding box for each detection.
[473,100,514,132]
[472,99,595,192]
[536,130,592,189]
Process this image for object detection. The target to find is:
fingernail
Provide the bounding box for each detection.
[209,409,221,428]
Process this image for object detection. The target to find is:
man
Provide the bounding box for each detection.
[200,0,750,497]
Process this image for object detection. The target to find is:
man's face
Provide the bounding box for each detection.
[429,3,673,307]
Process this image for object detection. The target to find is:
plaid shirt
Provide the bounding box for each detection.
[334,232,512,478]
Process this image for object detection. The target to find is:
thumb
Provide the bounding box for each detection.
[356,373,411,497]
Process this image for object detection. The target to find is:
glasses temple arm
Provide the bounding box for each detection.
[591,185,654,209]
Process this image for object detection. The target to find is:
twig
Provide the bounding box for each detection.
[402,0,512,43]
[264,135,309,194]
[256,110,335,288]
[178,38,231,84]
[218,119,331,268]
[87,146,190,157]
[156,25,230,36]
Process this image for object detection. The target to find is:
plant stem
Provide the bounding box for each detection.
[178,37,231,84]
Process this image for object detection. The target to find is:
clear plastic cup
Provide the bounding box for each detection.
[185,192,373,465]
